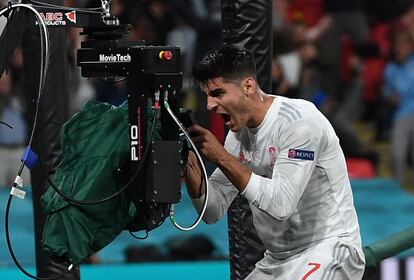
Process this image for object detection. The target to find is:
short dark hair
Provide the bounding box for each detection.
[192,44,257,88]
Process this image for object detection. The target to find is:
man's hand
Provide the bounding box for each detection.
[187,125,226,164]
[187,124,252,193]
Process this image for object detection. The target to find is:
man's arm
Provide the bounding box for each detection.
[188,118,323,221]
[187,125,252,193]
[184,125,247,224]
[243,118,323,220]
[383,66,400,105]
[185,150,239,224]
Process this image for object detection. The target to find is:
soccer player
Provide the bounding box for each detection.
[185,44,365,279]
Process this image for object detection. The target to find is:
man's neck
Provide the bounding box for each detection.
[246,90,274,128]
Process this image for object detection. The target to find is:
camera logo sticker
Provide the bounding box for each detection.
[39,12,66,26]
[65,11,76,23]
[99,53,132,63]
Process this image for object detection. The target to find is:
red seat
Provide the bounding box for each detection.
[287,0,323,27]
[362,23,390,102]
[362,58,386,102]
[346,158,375,179]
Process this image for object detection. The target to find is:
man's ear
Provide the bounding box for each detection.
[242,77,257,96]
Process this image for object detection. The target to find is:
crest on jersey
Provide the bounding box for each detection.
[268,146,277,165]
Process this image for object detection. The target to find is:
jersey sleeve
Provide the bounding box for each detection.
[191,133,240,224]
[242,117,323,220]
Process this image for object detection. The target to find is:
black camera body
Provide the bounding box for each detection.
[77,23,184,231]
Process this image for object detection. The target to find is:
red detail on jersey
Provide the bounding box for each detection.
[238,152,245,162]
[302,263,321,280]
[269,146,277,165]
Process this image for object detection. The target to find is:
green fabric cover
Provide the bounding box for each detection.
[41,100,160,265]
[364,226,414,267]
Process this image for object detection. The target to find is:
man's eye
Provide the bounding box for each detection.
[210,90,224,97]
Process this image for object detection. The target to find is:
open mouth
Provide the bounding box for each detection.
[220,113,231,125]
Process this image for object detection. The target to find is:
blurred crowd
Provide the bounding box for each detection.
[270,0,414,186]
[1,0,414,188]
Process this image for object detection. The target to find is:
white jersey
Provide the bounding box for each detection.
[193,95,364,260]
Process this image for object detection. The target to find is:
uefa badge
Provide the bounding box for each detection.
[269,146,277,165]
[288,149,296,158]
[288,149,314,160]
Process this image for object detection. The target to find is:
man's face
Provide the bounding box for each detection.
[202,77,250,132]
[394,33,413,63]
